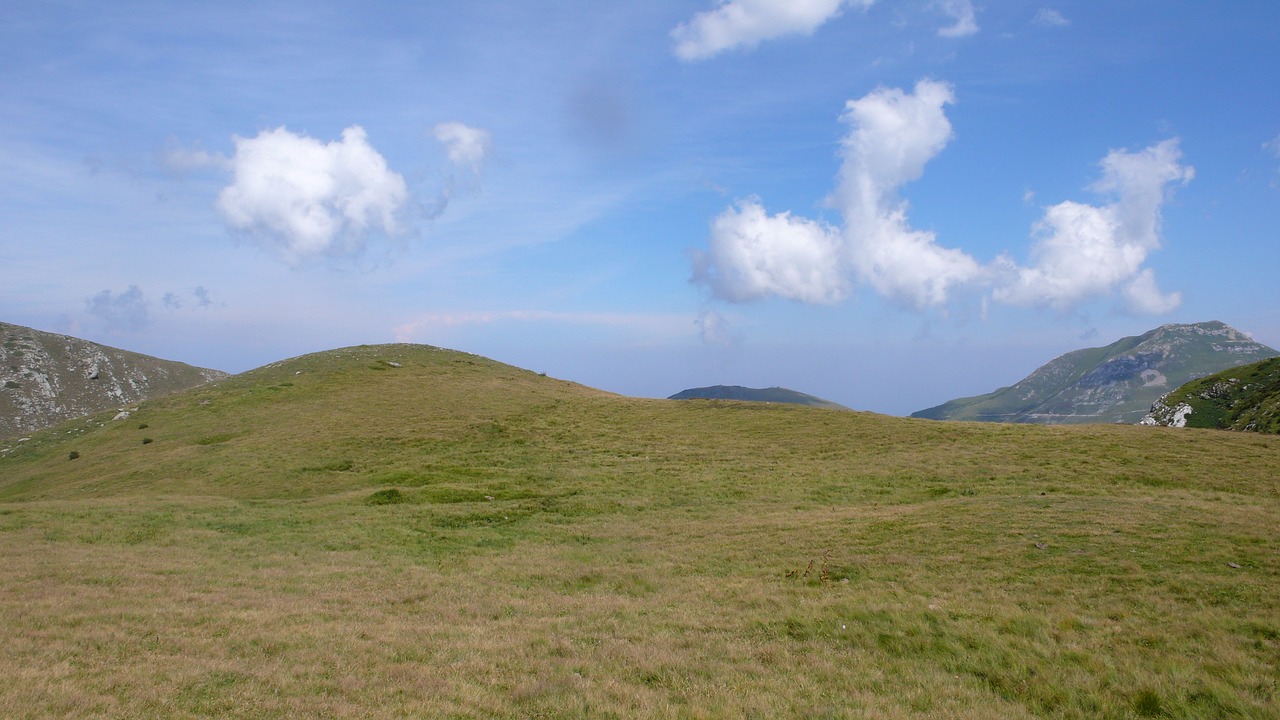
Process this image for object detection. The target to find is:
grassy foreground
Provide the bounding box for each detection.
[1,345,1277,719]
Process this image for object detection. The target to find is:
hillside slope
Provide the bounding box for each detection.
[668,384,850,410]
[1,321,227,438]
[913,321,1277,424]
[1,343,1277,718]
[1141,356,1280,432]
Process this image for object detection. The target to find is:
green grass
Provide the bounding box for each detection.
[1,343,1277,718]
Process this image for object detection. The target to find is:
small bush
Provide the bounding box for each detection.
[138,423,149,430]
[142,438,154,445]
[364,488,407,505]
[68,451,80,460]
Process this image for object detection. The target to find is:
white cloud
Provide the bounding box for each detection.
[994,139,1193,313]
[1033,8,1070,28]
[690,199,848,304]
[87,286,149,331]
[432,122,492,175]
[935,0,978,37]
[692,81,1192,316]
[216,126,409,265]
[830,79,984,308]
[693,80,983,309]
[672,0,874,61]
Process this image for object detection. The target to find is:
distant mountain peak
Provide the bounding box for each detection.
[912,321,1278,424]
[668,385,850,410]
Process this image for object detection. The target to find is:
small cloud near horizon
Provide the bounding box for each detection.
[86,286,149,332]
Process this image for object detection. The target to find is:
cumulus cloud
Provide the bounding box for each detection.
[832,79,985,308]
[692,81,1190,316]
[87,286,149,331]
[935,0,978,37]
[672,0,875,61]
[690,199,847,304]
[216,126,409,264]
[1033,8,1070,27]
[994,139,1193,313]
[694,80,982,309]
[432,122,491,175]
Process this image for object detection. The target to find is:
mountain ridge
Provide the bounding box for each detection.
[912,321,1278,424]
[668,384,850,410]
[1,321,228,438]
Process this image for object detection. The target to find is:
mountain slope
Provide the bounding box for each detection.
[1,321,227,438]
[668,384,850,410]
[1,343,1278,718]
[1140,356,1280,432]
[912,321,1278,424]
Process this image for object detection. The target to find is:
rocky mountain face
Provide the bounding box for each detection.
[912,321,1278,425]
[669,385,850,410]
[1140,357,1280,433]
[1,321,228,438]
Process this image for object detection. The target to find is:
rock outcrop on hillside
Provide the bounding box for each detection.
[913,322,1278,425]
[1,321,227,438]
[1140,357,1280,433]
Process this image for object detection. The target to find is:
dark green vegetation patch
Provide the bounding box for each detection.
[1156,357,1280,433]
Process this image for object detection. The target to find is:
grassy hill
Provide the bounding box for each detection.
[668,384,850,410]
[913,321,1277,424]
[1142,357,1280,433]
[1,344,1278,718]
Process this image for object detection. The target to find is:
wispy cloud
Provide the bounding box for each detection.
[1033,8,1070,28]
[934,0,978,37]
[393,310,692,343]
[693,81,1191,316]
[432,122,492,176]
[672,0,875,61]
[1266,134,1280,187]
[695,309,735,347]
[216,126,409,265]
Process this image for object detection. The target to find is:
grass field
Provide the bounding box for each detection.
[1,344,1277,718]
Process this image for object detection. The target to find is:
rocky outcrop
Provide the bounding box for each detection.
[1139,394,1194,427]
[1,322,227,438]
[1138,357,1280,433]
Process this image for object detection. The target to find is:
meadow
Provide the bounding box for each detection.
[1,345,1277,718]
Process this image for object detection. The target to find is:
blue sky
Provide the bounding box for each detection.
[3,1,1278,415]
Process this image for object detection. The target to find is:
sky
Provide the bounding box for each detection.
[3,1,1279,416]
